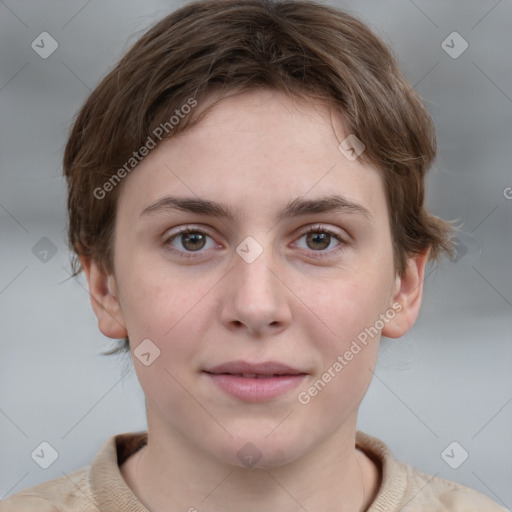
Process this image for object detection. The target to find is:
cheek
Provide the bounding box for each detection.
[308,269,393,345]
[299,268,393,393]
[294,278,386,433]
[117,262,219,374]
[121,273,209,405]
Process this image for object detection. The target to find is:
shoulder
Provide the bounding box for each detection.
[355,431,508,512]
[0,467,95,512]
[0,432,148,512]
[396,460,509,512]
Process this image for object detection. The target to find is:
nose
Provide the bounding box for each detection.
[220,240,292,338]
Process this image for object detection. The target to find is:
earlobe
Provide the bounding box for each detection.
[79,256,128,339]
[381,250,429,339]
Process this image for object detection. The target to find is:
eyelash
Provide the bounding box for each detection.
[162,224,347,260]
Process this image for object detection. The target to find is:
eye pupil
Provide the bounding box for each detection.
[182,232,205,251]
[307,232,330,250]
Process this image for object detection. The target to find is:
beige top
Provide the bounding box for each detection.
[0,431,507,511]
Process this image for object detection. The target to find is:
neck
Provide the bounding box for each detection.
[121,418,380,512]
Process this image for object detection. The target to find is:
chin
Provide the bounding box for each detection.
[211,431,309,470]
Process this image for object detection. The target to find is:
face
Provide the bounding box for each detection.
[88,89,418,469]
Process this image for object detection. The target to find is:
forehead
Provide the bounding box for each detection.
[116,89,388,225]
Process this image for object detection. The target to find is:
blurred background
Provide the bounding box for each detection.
[1,0,511,507]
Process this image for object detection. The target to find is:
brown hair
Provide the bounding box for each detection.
[63,0,454,354]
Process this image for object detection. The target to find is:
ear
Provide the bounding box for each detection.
[79,255,128,339]
[381,250,429,339]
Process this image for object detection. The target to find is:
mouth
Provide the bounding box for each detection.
[203,361,308,402]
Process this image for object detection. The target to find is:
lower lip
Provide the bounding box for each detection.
[204,373,307,402]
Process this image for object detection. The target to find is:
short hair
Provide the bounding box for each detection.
[63,0,454,354]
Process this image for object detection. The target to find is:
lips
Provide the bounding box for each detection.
[204,360,306,377]
[203,361,308,402]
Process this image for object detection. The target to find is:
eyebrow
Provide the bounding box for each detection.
[140,194,372,222]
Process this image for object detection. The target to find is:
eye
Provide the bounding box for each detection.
[294,225,345,256]
[162,224,347,260]
[163,227,217,258]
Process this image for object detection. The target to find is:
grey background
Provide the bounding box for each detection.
[1,0,511,507]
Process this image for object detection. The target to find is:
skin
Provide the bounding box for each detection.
[81,89,427,512]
